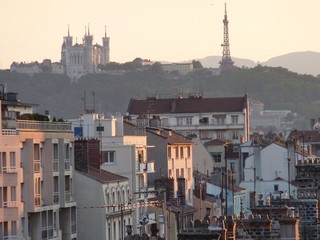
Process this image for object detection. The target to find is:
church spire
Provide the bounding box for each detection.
[88,23,90,35]
[68,24,70,37]
[104,25,107,37]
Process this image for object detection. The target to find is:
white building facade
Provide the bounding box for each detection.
[126,95,250,144]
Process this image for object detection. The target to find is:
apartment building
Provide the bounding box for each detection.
[0,94,77,239]
[144,127,194,206]
[18,120,77,240]
[126,94,250,144]
[75,166,131,240]
[69,112,155,235]
[0,106,24,239]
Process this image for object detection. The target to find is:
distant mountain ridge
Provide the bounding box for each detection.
[186,51,320,76]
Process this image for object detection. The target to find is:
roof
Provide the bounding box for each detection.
[204,139,226,146]
[146,127,193,144]
[287,130,320,143]
[127,95,248,115]
[77,167,128,184]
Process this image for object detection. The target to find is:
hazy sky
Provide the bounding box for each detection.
[1,0,320,69]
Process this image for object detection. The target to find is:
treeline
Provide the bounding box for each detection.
[0,64,319,129]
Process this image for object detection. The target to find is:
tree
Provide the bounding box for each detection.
[192,60,203,69]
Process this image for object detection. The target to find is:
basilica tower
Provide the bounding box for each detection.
[102,26,110,65]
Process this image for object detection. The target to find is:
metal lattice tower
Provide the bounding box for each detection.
[219,3,234,69]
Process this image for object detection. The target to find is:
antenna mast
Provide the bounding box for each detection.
[219,3,234,70]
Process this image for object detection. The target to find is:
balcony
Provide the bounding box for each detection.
[53,192,59,204]
[53,160,59,172]
[71,221,77,234]
[3,235,18,240]
[64,160,70,171]
[34,194,41,207]
[34,160,41,173]
[16,120,72,132]
[137,162,155,174]
[65,191,71,203]
[1,167,17,174]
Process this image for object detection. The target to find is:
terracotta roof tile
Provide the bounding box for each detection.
[77,167,128,183]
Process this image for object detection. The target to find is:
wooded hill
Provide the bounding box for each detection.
[1,64,319,130]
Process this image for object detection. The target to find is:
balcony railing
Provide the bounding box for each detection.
[71,221,77,234]
[1,167,17,173]
[64,161,70,171]
[65,191,71,203]
[34,160,41,173]
[16,120,72,132]
[53,192,59,204]
[2,129,18,135]
[35,194,41,206]
[3,235,18,240]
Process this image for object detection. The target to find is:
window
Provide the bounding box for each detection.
[34,144,40,160]
[10,152,16,171]
[274,184,279,192]
[53,143,58,160]
[217,130,225,140]
[214,115,226,125]
[180,147,184,158]
[231,115,238,124]
[11,221,17,236]
[232,131,239,140]
[187,146,191,157]
[65,143,70,160]
[138,150,144,163]
[104,151,115,164]
[177,117,184,126]
[181,168,184,178]
[211,152,222,163]
[168,147,171,158]
[2,152,7,173]
[176,169,179,178]
[11,186,16,202]
[169,169,172,178]
[186,117,192,125]
[175,147,179,159]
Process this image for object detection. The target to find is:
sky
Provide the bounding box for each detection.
[1,0,320,69]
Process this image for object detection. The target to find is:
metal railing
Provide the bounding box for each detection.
[53,192,59,204]
[64,161,70,171]
[34,160,41,173]
[53,160,59,172]
[16,120,72,132]
[34,194,41,206]
[65,191,71,203]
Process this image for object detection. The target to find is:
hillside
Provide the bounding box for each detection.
[1,65,320,129]
[196,51,320,76]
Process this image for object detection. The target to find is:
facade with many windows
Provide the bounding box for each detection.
[126,95,250,144]
[1,94,77,240]
[0,108,23,239]
[18,120,77,240]
[75,167,131,240]
[70,112,156,235]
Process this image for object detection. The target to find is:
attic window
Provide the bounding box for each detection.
[199,117,209,124]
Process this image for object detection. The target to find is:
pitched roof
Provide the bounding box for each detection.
[127,96,247,115]
[146,127,193,144]
[77,167,128,184]
[287,130,320,143]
